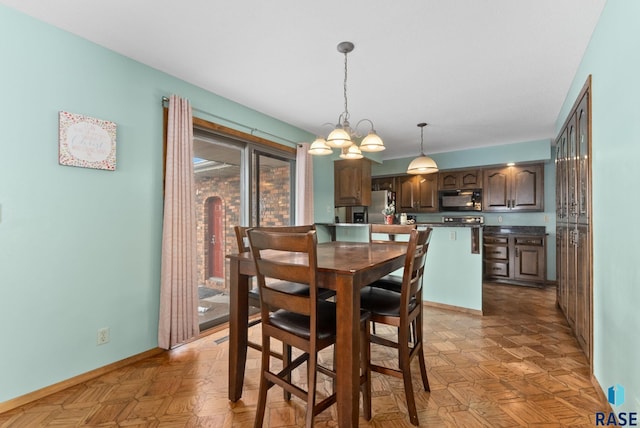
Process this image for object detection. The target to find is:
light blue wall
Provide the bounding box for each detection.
[370,140,557,280]
[556,0,640,413]
[422,228,483,312]
[0,6,313,403]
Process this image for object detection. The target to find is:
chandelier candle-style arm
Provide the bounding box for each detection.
[310,41,384,155]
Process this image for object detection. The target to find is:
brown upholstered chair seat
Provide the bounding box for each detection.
[360,286,418,317]
[248,282,334,303]
[368,274,403,293]
[270,300,336,340]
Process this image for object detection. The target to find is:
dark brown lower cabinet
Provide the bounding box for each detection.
[483,232,546,286]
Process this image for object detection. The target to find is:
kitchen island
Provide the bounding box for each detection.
[315,222,484,314]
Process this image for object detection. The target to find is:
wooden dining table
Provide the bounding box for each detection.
[227,240,407,427]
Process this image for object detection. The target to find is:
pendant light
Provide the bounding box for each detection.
[309,41,384,156]
[407,123,438,174]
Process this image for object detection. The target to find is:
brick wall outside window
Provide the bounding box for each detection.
[194,165,290,292]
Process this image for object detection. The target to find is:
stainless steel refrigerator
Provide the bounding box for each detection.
[369,190,396,224]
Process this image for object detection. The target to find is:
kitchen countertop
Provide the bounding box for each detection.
[316,222,482,228]
[483,225,547,236]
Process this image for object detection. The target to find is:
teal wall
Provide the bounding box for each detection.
[0,6,313,403]
[422,227,483,312]
[556,0,640,413]
[370,140,557,281]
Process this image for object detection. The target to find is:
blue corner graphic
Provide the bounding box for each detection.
[607,384,625,407]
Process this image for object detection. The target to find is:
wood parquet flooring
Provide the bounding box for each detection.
[1,283,610,427]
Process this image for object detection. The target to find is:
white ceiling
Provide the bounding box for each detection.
[2,0,606,160]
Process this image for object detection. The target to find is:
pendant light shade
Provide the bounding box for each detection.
[309,137,333,155]
[339,144,363,159]
[407,123,438,175]
[407,155,439,174]
[326,126,353,148]
[359,129,385,152]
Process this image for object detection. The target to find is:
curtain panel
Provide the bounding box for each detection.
[158,95,199,349]
[295,143,314,225]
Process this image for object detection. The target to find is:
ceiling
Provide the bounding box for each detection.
[2,0,606,160]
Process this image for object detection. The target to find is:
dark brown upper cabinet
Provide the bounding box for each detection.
[334,159,372,207]
[483,164,544,212]
[438,168,483,190]
[396,174,438,213]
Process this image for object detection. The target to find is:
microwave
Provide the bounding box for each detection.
[439,189,482,211]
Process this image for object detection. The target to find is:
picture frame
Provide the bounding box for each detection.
[58,111,117,170]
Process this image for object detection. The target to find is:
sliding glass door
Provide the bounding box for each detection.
[192,129,296,331]
[252,150,295,227]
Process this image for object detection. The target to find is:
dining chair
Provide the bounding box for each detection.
[368,223,418,336]
[368,223,417,292]
[233,225,335,359]
[360,227,432,426]
[247,229,371,428]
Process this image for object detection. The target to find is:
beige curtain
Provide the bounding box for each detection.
[158,95,199,350]
[295,143,314,225]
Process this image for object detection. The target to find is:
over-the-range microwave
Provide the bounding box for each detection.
[438,189,482,211]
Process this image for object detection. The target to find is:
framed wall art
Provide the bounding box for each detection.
[58,111,117,170]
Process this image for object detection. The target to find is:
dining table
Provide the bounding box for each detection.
[227,240,407,427]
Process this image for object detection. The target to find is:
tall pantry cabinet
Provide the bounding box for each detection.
[555,76,592,362]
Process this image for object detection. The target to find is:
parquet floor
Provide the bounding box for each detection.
[1,283,609,427]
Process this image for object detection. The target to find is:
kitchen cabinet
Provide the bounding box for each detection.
[483,164,544,212]
[483,227,546,286]
[396,174,438,213]
[438,168,482,190]
[334,159,371,207]
[555,76,592,361]
[483,234,510,279]
[513,236,546,283]
[371,176,395,191]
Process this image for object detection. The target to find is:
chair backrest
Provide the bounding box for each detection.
[247,229,319,318]
[234,225,316,253]
[401,228,433,303]
[369,223,417,243]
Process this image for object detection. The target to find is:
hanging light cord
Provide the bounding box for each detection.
[341,50,350,124]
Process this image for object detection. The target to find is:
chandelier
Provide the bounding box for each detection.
[309,41,384,158]
[407,123,438,174]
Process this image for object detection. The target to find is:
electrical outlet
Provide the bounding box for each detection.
[97,327,110,345]
[449,231,456,241]
[544,215,549,223]
[498,216,503,223]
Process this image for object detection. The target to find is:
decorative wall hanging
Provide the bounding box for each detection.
[58,111,117,170]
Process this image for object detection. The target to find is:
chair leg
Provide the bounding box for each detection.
[283,343,292,401]
[360,318,372,420]
[399,325,419,426]
[415,313,430,392]
[254,333,271,428]
[305,352,318,428]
